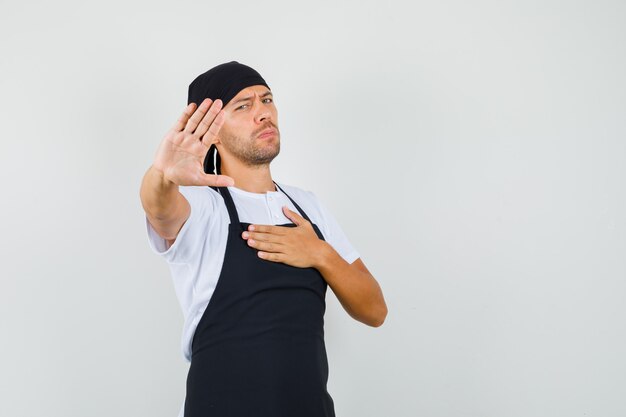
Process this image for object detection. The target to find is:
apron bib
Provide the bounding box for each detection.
[183,181,336,417]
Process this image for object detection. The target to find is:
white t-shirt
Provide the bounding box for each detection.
[145,181,360,363]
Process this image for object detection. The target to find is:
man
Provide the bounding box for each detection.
[140,61,387,417]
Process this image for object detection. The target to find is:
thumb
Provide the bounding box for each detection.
[195,172,234,187]
[282,206,304,226]
[212,174,235,187]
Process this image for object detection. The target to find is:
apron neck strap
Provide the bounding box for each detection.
[209,181,313,225]
[273,181,312,224]
[211,185,240,224]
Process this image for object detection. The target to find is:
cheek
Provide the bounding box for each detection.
[227,112,247,125]
[221,119,240,136]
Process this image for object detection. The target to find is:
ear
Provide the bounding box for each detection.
[201,133,220,146]
[207,133,222,145]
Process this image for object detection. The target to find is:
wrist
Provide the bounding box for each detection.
[151,164,175,188]
[313,241,337,271]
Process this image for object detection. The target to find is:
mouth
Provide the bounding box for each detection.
[257,128,277,139]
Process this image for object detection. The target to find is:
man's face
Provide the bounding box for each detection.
[216,84,280,167]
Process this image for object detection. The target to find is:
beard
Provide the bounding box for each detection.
[218,124,281,167]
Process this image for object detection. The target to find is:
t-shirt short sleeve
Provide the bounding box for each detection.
[145,185,216,264]
[307,190,360,265]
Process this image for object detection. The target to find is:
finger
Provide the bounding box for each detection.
[242,231,281,244]
[194,100,224,139]
[246,224,287,234]
[257,251,282,262]
[201,108,226,145]
[183,98,214,134]
[246,238,283,253]
[171,102,198,133]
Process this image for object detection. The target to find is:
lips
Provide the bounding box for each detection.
[257,128,277,139]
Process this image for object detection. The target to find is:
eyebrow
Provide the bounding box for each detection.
[231,90,273,105]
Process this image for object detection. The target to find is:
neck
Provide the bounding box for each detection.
[220,158,276,194]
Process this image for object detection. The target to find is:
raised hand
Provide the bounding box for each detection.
[153,98,235,187]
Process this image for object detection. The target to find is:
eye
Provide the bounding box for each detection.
[236,98,272,110]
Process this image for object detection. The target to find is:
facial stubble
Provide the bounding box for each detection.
[218,126,281,167]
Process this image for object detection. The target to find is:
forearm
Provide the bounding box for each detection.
[314,243,387,327]
[139,165,184,220]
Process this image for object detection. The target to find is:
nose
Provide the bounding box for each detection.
[255,107,271,124]
[253,99,272,123]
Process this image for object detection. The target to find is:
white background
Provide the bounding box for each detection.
[1,0,625,416]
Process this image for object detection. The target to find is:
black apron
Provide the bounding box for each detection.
[183,181,336,417]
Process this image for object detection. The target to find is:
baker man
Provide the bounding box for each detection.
[140,61,387,417]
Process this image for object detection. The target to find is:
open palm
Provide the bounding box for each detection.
[153,98,234,187]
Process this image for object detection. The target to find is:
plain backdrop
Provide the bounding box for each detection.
[1,0,625,416]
